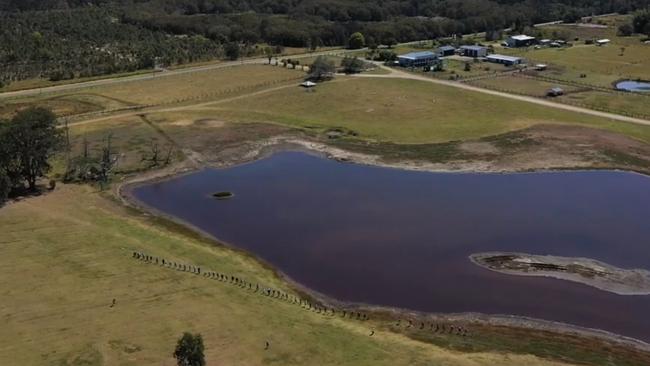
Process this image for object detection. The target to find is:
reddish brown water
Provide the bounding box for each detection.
[132,151,650,342]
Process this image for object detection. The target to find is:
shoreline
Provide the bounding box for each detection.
[116,137,650,353]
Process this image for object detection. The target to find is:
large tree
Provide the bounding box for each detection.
[348,32,366,49]
[3,107,62,191]
[173,332,205,366]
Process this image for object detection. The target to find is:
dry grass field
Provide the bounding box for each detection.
[205,76,650,144]
[0,65,302,120]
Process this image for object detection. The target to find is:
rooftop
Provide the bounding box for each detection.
[398,51,437,60]
[510,35,536,41]
[486,54,524,62]
[460,45,487,51]
[437,45,456,51]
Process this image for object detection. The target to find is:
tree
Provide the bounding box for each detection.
[225,42,240,60]
[173,332,205,366]
[0,170,9,205]
[632,10,650,36]
[341,56,365,74]
[308,56,336,80]
[464,62,471,72]
[3,107,62,191]
[348,32,366,49]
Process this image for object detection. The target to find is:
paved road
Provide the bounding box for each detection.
[356,65,650,127]
[0,49,345,100]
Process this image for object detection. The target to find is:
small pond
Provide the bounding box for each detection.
[615,80,650,92]
[132,151,650,342]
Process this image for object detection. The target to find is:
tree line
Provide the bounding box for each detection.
[0,0,648,86]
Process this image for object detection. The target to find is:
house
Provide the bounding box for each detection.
[397,51,438,67]
[459,45,487,58]
[596,39,610,46]
[436,45,456,57]
[506,35,536,47]
[547,87,564,97]
[485,54,525,66]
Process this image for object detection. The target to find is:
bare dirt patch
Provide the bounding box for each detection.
[194,118,225,128]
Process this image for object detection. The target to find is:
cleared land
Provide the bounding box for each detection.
[0,184,581,366]
[500,17,650,88]
[204,76,650,144]
[0,64,302,117]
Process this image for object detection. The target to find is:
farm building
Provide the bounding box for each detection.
[436,45,456,57]
[485,54,525,66]
[459,45,487,58]
[397,51,438,67]
[506,35,536,47]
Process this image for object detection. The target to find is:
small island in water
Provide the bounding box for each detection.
[212,191,234,200]
[470,252,650,296]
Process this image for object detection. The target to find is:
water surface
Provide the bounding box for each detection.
[133,151,650,341]
[616,80,650,92]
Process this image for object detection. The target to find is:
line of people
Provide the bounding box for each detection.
[395,319,469,337]
[132,251,369,321]
[132,251,469,338]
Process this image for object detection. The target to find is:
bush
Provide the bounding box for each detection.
[173,332,205,366]
[341,56,365,74]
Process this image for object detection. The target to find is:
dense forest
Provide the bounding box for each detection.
[0,0,649,85]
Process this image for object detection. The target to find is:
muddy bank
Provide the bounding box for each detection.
[471,252,650,296]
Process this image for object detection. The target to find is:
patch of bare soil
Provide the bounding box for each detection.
[471,252,650,295]
[458,141,500,155]
[194,118,225,128]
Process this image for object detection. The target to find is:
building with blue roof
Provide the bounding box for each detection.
[397,51,438,68]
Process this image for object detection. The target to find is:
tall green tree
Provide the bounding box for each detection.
[173,332,205,366]
[3,107,62,191]
[348,32,366,49]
